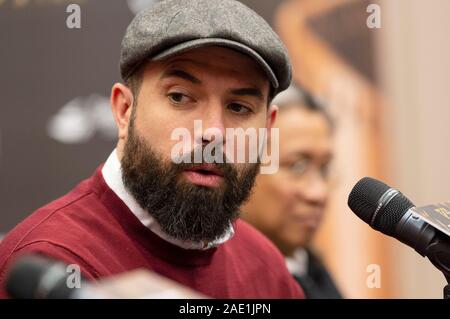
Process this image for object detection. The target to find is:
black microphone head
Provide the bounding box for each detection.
[5,254,75,299]
[348,177,415,236]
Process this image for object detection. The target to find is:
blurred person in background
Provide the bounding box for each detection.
[242,83,342,299]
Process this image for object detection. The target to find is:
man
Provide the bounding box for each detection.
[242,83,342,299]
[0,0,303,298]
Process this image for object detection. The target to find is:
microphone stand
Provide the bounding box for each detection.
[424,235,450,299]
[444,281,450,300]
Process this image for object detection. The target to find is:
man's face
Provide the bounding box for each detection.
[242,106,332,256]
[127,46,272,167]
[113,46,276,242]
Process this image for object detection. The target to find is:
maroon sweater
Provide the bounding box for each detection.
[0,167,303,298]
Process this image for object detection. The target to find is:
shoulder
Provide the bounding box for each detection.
[0,172,104,283]
[1,175,99,247]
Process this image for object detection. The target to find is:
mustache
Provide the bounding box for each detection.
[172,146,236,175]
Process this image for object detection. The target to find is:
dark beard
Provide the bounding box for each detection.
[121,123,260,243]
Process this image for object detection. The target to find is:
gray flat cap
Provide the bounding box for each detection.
[120,0,292,95]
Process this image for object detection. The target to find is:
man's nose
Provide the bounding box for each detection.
[199,102,227,144]
[298,173,328,205]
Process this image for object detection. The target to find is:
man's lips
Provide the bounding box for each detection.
[183,164,224,187]
[292,212,322,229]
[185,164,224,176]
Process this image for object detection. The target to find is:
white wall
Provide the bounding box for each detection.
[377,0,450,298]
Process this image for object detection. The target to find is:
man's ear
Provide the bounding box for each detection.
[266,104,278,139]
[110,83,134,140]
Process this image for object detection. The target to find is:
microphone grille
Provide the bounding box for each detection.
[348,177,415,235]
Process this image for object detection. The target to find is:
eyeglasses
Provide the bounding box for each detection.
[280,157,330,181]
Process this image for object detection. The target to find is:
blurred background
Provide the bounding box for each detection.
[0,0,449,298]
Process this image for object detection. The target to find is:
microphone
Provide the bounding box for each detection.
[347,177,450,285]
[5,254,85,299]
[5,254,206,299]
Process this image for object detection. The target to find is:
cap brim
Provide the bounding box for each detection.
[151,38,279,89]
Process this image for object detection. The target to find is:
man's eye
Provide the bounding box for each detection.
[167,92,191,104]
[290,159,309,176]
[228,103,252,114]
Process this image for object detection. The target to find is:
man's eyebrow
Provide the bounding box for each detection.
[160,69,202,84]
[228,88,264,101]
[291,151,333,162]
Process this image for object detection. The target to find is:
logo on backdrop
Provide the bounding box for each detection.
[126,0,159,15]
[47,94,116,144]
